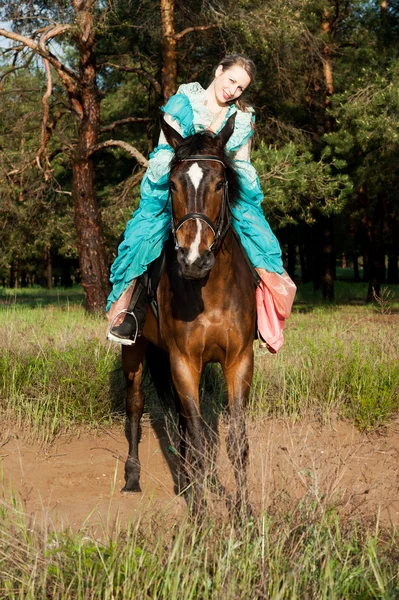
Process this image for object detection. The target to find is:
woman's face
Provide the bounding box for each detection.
[213,64,251,104]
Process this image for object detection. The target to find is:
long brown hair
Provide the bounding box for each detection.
[212,54,256,113]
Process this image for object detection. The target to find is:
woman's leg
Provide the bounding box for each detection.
[107,278,149,345]
[106,166,171,344]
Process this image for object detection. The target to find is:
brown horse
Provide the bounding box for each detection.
[121,114,256,513]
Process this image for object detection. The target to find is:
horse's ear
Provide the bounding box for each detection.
[216,113,237,147]
[160,114,183,150]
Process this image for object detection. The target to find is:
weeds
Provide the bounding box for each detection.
[0,288,398,441]
[0,490,398,599]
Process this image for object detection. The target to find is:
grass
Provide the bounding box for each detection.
[0,484,398,599]
[0,301,125,443]
[0,284,399,598]
[0,285,398,442]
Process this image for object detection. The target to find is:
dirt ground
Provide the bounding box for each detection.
[1,417,399,533]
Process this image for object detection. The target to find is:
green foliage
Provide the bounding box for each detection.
[325,61,399,198]
[253,141,353,225]
[1,0,399,288]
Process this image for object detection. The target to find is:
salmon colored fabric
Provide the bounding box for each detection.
[256,270,297,353]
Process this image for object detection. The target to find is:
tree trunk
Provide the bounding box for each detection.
[353,253,360,282]
[387,253,398,283]
[160,0,177,102]
[318,10,335,300]
[387,211,398,283]
[321,216,335,300]
[287,236,296,280]
[10,260,19,289]
[366,195,386,302]
[71,3,110,313]
[43,247,52,289]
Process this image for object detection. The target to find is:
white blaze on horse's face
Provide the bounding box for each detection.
[185,162,204,264]
[187,220,202,264]
[187,162,203,193]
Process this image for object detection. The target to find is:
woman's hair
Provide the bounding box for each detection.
[212,54,256,113]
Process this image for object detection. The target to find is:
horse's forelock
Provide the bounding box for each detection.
[170,131,240,204]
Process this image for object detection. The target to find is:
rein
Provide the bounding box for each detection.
[170,154,231,252]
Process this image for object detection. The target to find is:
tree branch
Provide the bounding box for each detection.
[174,24,218,41]
[88,140,149,167]
[0,26,83,118]
[103,62,162,95]
[100,116,151,133]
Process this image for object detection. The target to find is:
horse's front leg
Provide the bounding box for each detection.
[223,348,254,517]
[121,339,147,492]
[169,353,205,512]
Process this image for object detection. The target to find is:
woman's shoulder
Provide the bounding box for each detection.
[235,103,255,120]
[175,82,205,99]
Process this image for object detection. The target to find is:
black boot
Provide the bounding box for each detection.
[107,278,148,345]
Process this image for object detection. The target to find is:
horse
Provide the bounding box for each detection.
[121,113,256,514]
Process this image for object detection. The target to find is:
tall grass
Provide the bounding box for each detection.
[0,303,124,443]
[0,487,398,599]
[250,305,399,429]
[0,287,398,442]
[1,287,399,598]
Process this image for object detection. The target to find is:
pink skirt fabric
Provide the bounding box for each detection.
[255,270,297,353]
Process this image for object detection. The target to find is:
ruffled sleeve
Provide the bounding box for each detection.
[161,86,195,137]
[225,107,255,153]
[146,144,174,184]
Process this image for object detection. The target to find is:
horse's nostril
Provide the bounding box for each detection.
[193,251,215,270]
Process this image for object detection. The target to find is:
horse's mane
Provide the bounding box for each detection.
[170,132,240,204]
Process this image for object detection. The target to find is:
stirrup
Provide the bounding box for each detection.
[107,309,139,346]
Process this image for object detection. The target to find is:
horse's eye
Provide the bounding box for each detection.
[215,180,225,192]
[169,181,177,193]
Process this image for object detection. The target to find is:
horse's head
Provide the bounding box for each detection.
[161,114,239,280]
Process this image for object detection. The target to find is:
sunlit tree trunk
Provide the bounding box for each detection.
[319,7,335,300]
[69,2,110,312]
[160,0,177,102]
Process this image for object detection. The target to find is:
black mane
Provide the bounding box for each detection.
[170,131,240,204]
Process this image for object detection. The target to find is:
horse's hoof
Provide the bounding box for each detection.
[121,482,141,493]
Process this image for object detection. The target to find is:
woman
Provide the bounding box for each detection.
[107,54,295,350]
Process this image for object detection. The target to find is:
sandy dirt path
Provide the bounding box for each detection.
[1,418,399,532]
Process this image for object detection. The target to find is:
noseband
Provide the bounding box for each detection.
[170,155,231,252]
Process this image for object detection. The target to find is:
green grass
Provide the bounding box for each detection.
[0,488,398,599]
[0,301,124,443]
[250,304,399,429]
[0,285,398,441]
[1,286,399,598]
[0,285,85,308]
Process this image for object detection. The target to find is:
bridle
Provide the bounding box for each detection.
[170,155,231,252]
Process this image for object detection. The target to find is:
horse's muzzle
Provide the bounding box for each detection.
[177,248,215,279]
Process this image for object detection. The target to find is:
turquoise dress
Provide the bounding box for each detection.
[106,82,283,311]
